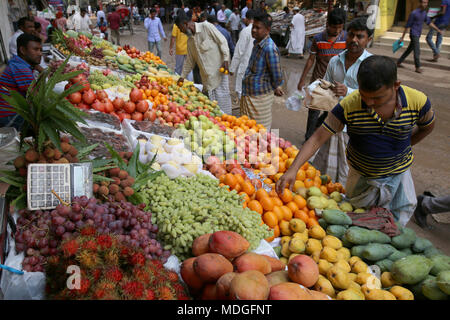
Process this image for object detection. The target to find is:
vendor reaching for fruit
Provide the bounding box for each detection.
[175,11,232,115]
[276,55,435,227]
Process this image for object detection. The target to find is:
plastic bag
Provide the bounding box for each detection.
[0,127,20,172]
[285,89,305,111]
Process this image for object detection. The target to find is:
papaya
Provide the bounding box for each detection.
[376,259,394,273]
[424,246,443,258]
[388,250,408,262]
[429,254,450,276]
[421,276,448,300]
[351,245,367,258]
[391,227,417,249]
[436,270,450,295]
[102,49,116,57]
[344,226,373,245]
[369,230,391,244]
[391,255,433,285]
[407,275,432,300]
[322,209,352,225]
[326,225,348,239]
[341,236,354,249]
[318,218,328,230]
[362,243,396,261]
[412,237,433,253]
[400,247,413,255]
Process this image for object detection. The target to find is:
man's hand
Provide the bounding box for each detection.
[164,37,168,41]
[229,71,234,76]
[297,79,305,91]
[332,81,348,97]
[169,48,174,56]
[275,167,297,194]
[274,87,284,96]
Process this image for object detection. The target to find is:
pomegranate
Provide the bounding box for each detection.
[112,97,125,111]
[136,100,149,113]
[123,101,136,114]
[129,88,143,103]
[82,90,96,105]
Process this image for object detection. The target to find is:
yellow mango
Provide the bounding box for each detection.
[289,218,306,233]
[280,220,293,236]
[280,236,292,246]
[308,225,326,240]
[314,276,336,298]
[358,274,381,289]
[306,238,323,255]
[288,253,300,262]
[322,235,343,250]
[348,281,362,292]
[281,242,292,258]
[389,286,414,300]
[348,273,357,282]
[381,272,398,288]
[334,259,351,273]
[327,265,351,290]
[351,260,369,274]
[336,247,351,261]
[279,257,288,265]
[288,238,305,254]
[318,259,334,276]
[311,250,321,263]
[356,272,373,285]
[292,230,308,243]
[348,256,362,268]
[336,289,365,300]
[320,246,338,263]
[382,290,397,300]
[361,285,386,300]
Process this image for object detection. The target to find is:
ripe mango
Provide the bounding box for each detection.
[288,238,306,254]
[318,259,334,276]
[327,265,351,290]
[391,255,433,284]
[314,276,336,298]
[280,236,292,246]
[280,257,288,265]
[336,247,351,261]
[309,225,326,240]
[281,242,292,258]
[348,273,357,282]
[289,253,300,262]
[361,285,392,300]
[348,256,362,268]
[336,289,365,300]
[306,238,323,255]
[311,250,321,263]
[389,285,414,300]
[381,272,398,288]
[292,230,309,243]
[334,259,351,273]
[322,235,343,250]
[320,247,338,263]
[289,218,306,233]
[356,272,373,285]
[348,280,361,292]
[351,260,369,274]
[280,220,293,236]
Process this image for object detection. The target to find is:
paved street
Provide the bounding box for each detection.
[119,22,450,253]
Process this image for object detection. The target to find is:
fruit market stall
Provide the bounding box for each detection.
[0,29,449,301]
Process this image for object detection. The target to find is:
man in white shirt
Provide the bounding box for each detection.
[96,6,106,25]
[229,9,254,99]
[9,17,35,58]
[144,8,167,57]
[217,5,227,26]
[287,7,305,58]
[227,8,241,44]
[73,8,93,32]
[176,13,232,114]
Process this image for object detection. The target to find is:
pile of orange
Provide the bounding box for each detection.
[140,88,169,106]
[139,51,165,65]
[217,114,266,136]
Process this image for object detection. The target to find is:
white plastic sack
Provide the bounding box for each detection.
[285,89,305,111]
[0,127,20,172]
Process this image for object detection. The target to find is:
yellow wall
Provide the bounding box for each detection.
[374,0,399,40]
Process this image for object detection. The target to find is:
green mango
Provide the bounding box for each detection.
[362,243,396,261]
[376,259,394,273]
[429,254,450,276]
[388,249,409,262]
[391,255,433,285]
[326,225,348,239]
[421,276,448,300]
[322,209,352,225]
[412,237,433,253]
[391,227,417,249]
[436,270,450,295]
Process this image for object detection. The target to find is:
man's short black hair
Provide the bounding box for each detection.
[17,33,41,52]
[150,8,156,14]
[200,12,208,21]
[357,55,397,92]
[175,11,190,26]
[328,8,346,25]
[81,8,87,13]
[18,17,33,29]
[347,17,373,37]
[207,14,217,23]
[246,9,255,20]
[34,22,41,30]
[253,12,272,29]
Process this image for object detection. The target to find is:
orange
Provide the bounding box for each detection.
[314,175,322,186]
[285,158,294,169]
[280,205,293,221]
[273,225,280,238]
[301,162,309,170]
[278,161,286,173]
[306,167,316,179]
[224,173,237,189]
[272,197,283,207]
[314,180,322,188]
[309,209,317,219]
[273,173,283,182]
[286,201,299,213]
[307,217,319,228]
[294,180,305,190]
[294,209,309,223]
[219,175,226,183]
[234,183,242,193]
[262,211,278,228]
[279,188,293,204]
[260,197,275,212]
[151,89,159,97]
[234,174,245,185]
[263,178,273,185]
[320,185,329,195]
[265,233,276,243]
[284,147,296,158]
[272,206,284,222]
[247,200,263,214]
[304,178,314,188]
[241,181,255,196]
[255,188,269,201]
[293,195,307,209]
[268,188,278,197]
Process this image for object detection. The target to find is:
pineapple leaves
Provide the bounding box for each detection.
[41,121,62,152]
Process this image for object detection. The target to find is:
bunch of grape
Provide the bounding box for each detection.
[14,197,170,272]
[90,47,104,59]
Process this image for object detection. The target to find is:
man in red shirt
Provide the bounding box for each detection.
[108,7,121,45]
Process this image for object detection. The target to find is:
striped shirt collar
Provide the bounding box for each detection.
[11,55,32,69]
[361,86,406,120]
[254,35,270,48]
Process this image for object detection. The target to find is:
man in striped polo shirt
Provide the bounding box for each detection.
[0,33,42,130]
[277,55,435,226]
[297,8,347,141]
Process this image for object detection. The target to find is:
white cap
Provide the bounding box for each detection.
[293,7,300,11]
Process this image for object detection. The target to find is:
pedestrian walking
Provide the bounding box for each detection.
[397,0,442,73]
[107,7,121,45]
[228,8,241,44]
[286,7,305,58]
[426,0,449,62]
[208,15,235,58]
[240,13,284,130]
[144,8,167,58]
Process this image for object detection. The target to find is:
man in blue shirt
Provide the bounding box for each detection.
[144,8,167,57]
[426,0,450,62]
[397,0,442,73]
[207,15,235,58]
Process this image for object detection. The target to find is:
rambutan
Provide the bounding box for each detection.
[104,249,119,265]
[92,268,102,281]
[105,267,123,282]
[96,234,112,249]
[78,250,99,269]
[121,281,144,299]
[177,293,191,300]
[62,239,79,257]
[74,278,90,295]
[144,289,155,300]
[80,226,96,236]
[81,240,98,251]
[93,289,106,299]
[167,271,179,282]
[130,252,146,266]
[158,286,175,300]
[133,267,151,284]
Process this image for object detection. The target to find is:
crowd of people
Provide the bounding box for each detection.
[0,1,449,227]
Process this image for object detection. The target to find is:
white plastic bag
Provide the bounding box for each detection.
[285,89,305,111]
[0,127,20,172]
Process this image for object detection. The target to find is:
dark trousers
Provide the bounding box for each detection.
[231,30,239,44]
[305,109,328,141]
[397,35,421,68]
[193,64,202,85]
